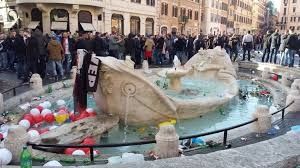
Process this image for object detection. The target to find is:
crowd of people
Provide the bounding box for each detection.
[0,27,299,83]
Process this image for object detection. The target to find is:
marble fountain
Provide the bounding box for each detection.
[94,47,239,125]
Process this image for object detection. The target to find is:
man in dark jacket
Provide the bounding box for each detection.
[0,33,8,71]
[285,27,299,67]
[125,33,136,62]
[229,34,239,62]
[61,32,75,75]
[15,30,26,79]
[23,30,40,82]
[32,29,48,78]
[187,35,194,59]
[261,31,272,63]
[6,30,17,71]
[270,29,281,64]
[174,35,187,64]
[93,32,106,56]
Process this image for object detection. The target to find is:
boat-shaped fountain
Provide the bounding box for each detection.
[94,47,239,125]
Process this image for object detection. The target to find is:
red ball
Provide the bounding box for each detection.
[65,148,76,155]
[44,113,55,123]
[272,74,278,81]
[0,133,3,140]
[81,137,96,145]
[88,112,97,117]
[36,106,44,112]
[38,128,49,134]
[69,113,76,122]
[33,115,44,124]
[23,114,35,126]
[76,112,89,121]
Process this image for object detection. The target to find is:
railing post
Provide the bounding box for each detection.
[89,147,94,162]
[223,130,228,146]
[281,109,285,120]
[0,93,4,113]
[13,88,16,96]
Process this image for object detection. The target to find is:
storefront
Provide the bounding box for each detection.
[111,14,124,35]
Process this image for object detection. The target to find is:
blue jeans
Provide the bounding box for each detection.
[7,50,16,70]
[286,49,296,67]
[48,60,64,77]
[63,54,72,74]
[280,51,287,66]
[270,48,278,64]
[0,52,7,70]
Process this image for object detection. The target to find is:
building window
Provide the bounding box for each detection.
[172,6,178,17]
[78,10,92,32]
[180,8,186,16]
[98,14,102,21]
[161,26,167,35]
[111,14,124,35]
[130,16,140,34]
[131,0,141,3]
[293,7,296,12]
[31,8,43,31]
[145,18,154,36]
[194,11,199,20]
[146,0,155,6]
[188,9,192,19]
[161,3,168,16]
[50,9,69,31]
[283,8,286,15]
[293,0,297,3]
[211,0,214,7]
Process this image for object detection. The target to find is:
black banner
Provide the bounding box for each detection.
[83,54,101,92]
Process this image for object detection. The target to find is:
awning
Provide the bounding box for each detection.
[27,21,40,29]
[51,21,68,30]
[3,21,16,29]
[80,23,96,31]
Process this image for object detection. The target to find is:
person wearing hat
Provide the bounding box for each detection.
[47,33,64,81]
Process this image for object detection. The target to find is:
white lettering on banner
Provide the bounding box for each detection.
[88,57,100,89]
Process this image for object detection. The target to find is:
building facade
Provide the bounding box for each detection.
[230,0,254,34]
[278,0,300,33]
[157,0,202,36]
[252,0,266,33]
[1,0,156,35]
[201,0,230,35]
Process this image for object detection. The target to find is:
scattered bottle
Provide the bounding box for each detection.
[20,146,32,168]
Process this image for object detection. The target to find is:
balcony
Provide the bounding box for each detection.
[16,0,105,7]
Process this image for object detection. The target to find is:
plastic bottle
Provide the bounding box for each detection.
[20,146,32,168]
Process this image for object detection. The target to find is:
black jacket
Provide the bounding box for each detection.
[286,33,299,50]
[174,38,186,52]
[25,36,40,63]
[93,36,105,55]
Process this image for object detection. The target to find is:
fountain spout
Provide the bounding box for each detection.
[166,69,188,91]
[173,55,181,69]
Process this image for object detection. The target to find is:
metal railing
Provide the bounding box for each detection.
[1,83,30,97]
[28,101,295,163]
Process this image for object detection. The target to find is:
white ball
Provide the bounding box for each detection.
[28,130,40,143]
[41,109,52,117]
[49,125,58,130]
[93,150,100,156]
[0,148,12,165]
[39,103,47,109]
[56,100,66,108]
[43,160,62,167]
[18,120,31,129]
[43,101,52,109]
[72,150,85,156]
[86,108,94,113]
[30,108,40,116]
